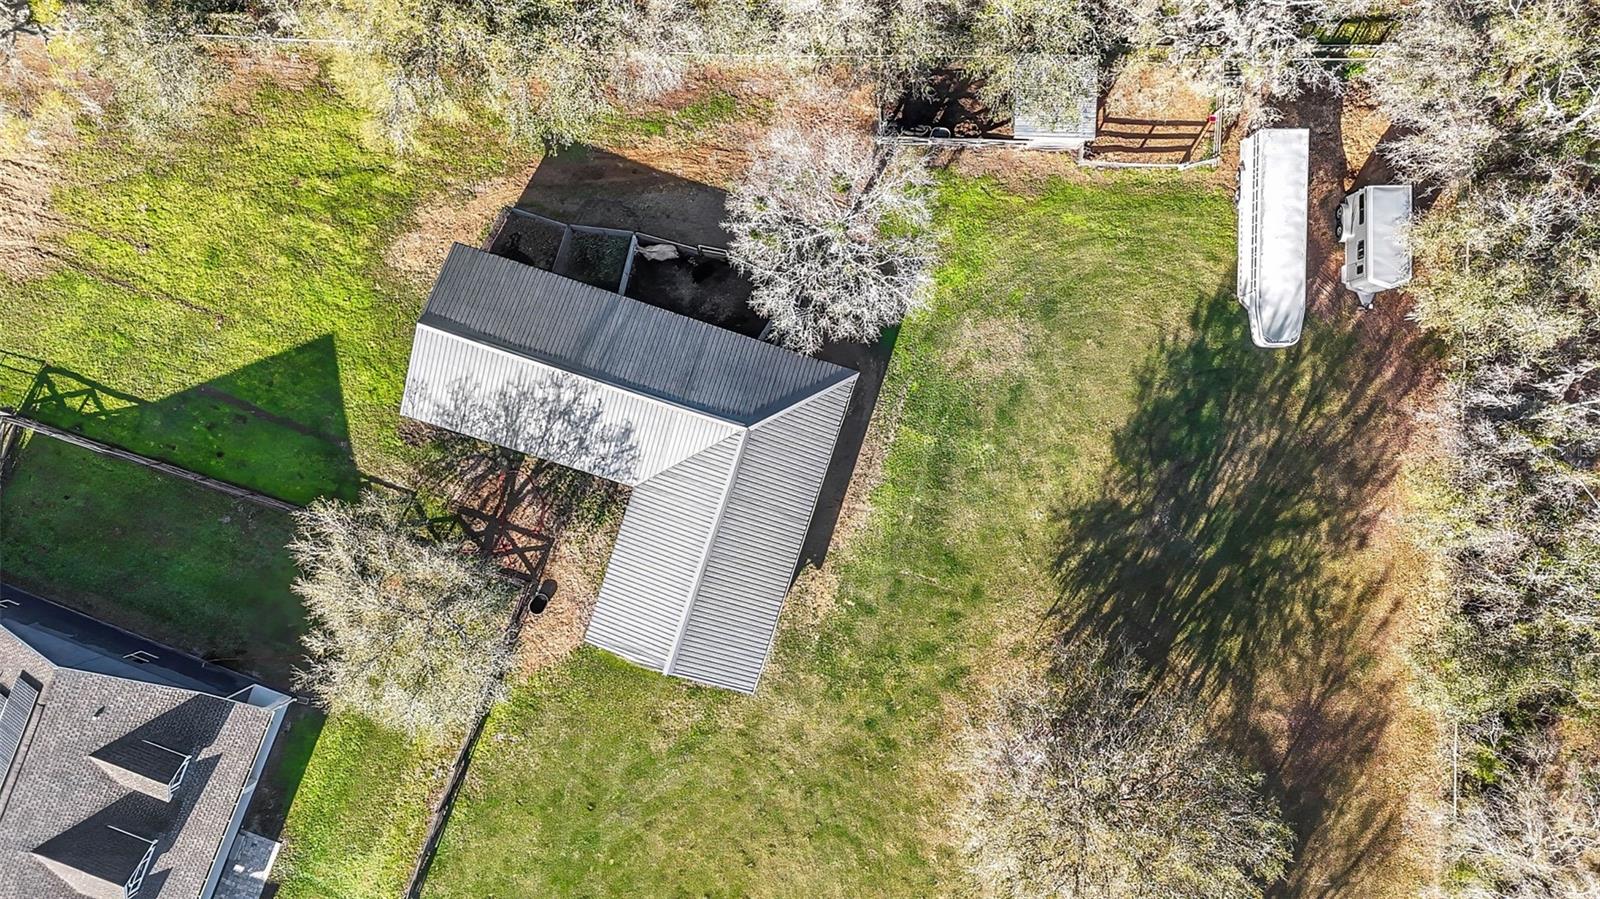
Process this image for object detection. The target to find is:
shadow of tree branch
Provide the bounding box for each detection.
[1049,289,1434,894]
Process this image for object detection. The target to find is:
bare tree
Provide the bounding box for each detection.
[964,0,1107,129]
[1112,0,1345,122]
[958,639,1293,898]
[724,126,935,353]
[1451,729,1600,898]
[306,0,700,149]
[289,490,520,738]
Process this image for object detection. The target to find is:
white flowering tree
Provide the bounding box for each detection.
[1112,0,1347,121]
[959,639,1293,898]
[724,126,935,353]
[289,490,520,738]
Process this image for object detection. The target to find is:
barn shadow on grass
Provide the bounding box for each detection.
[1,335,361,504]
[1051,291,1432,895]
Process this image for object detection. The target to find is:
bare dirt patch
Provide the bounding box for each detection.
[516,517,619,676]
[0,152,66,280]
[386,161,540,286]
[944,146,1094,190]
[1090,59,1219,165]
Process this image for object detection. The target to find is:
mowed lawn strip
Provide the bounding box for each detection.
[0,435,302,680]
[271,712,460,899]
[420,174,1237,896]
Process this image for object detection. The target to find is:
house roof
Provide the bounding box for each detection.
[402,242,857,692]
[0,587,284,899]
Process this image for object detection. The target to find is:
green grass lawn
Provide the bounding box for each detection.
[0,80,511,500]
[271,712,460,899]
[0,70,1433,895]
[0,77,514,899]
[0,435,303,678]
[419,174,1242,896]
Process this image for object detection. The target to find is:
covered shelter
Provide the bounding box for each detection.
[401,245,858,693]
[1011,90,1098,148]
[880,62,1099,149]
[1236,128,1309,348]
[1339,184,1413,307]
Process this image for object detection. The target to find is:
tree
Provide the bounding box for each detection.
[305,0,700,149]
[289,490,520,737]
[1367,0,1600,187]
[77,0,219,138]
[963,0,1107,130]
[958,639,1293,898]
[1112,0,1347,121]
[1363,0,1600,722]
[1450,730,1600,897]
[723,126,934,353]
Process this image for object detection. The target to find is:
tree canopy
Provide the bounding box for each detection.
[289,490,520,738]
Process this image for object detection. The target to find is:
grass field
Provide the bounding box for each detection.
[0,80,511,499]
[1,71,1437,895]
[0,79,513,899]
[418,174,1262,896]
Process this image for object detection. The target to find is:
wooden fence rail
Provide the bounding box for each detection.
[0,409,301,513]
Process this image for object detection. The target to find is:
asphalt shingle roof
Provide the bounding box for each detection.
[0,591,278,899]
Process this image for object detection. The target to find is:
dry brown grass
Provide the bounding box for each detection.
[515,514,620,676]
[385,163,540,287]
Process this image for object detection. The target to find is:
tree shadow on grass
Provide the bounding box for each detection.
[1051,290,1433,894]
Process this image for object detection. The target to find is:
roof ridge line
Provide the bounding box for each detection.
[748,369,860,430]
[660,430,750,677]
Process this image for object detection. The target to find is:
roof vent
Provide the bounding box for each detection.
[89,736,192,802]
[31,822,156,899]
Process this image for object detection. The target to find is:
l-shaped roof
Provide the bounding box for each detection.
[402,244,856,692]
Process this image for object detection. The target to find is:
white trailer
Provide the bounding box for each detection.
[1236,128,1309,348]
[1339,184,1412,307]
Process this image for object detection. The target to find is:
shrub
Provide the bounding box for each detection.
[958,639,1293,898]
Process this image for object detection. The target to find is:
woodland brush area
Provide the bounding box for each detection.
[1,0,1597,896]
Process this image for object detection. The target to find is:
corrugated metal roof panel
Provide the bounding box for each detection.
[668,377,857,692]
[401,325,737,485]
[586,435,744,670]
[0,676,38,789]
[420,244,854,423]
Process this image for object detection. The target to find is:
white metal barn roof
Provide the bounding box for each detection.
[1236,128,1309,348]
[402,245,858,692]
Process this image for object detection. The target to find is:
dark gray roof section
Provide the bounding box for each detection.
[90,735,191,800]
[0,585,256,699]
[32,822,155,897]
[0,675,38,796]
[420,244,854,423]
[0,586,287,899]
